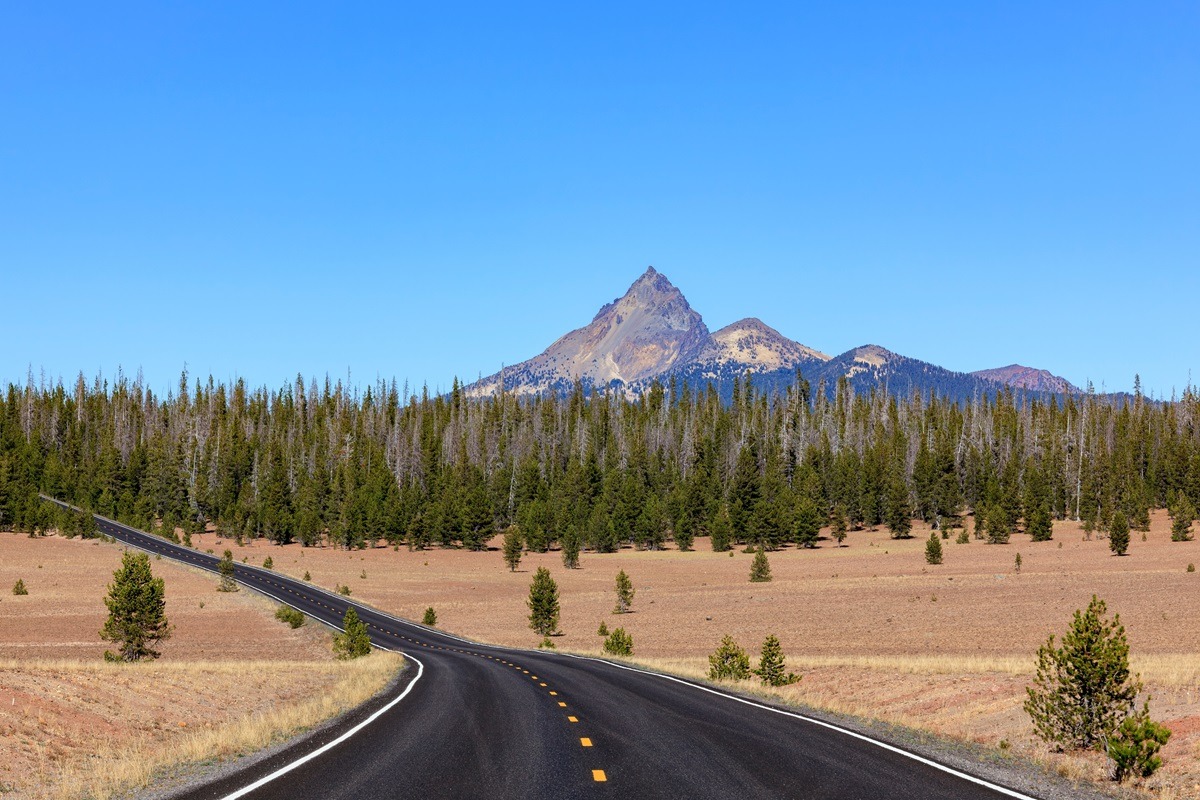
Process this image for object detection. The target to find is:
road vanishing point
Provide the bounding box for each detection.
[50,499,1043,800]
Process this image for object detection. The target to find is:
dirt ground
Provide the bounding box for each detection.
[182,511,1200,797]
[0,533,400,799]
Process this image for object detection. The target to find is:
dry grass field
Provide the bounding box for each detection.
[184,510,1200,797]
[0,533,402,800]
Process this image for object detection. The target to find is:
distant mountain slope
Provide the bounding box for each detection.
[971,364,1077,394]
[463,267,1077,403]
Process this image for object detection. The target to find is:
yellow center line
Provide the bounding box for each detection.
[592,770,607,782]
[539,682,547,687]
[567,716,578,723]
[580,738,593,747]
[549,691,558,696]
[557,702,567,707]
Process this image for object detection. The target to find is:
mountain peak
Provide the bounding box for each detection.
[972,364,1077,393]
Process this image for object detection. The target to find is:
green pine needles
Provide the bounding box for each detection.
[1109,511,1130,556]
[708,635,751,681]
[216,549,238,592]
[1024,596,1141,750]
[602,627,633,656]
[754,634,799,687]
[100,551,172,662]
[333,607,372,659]
[749,546,772,582]
[502,525,523,571]
[924,531,943,565]
[422,606,438,626]
[613,569,635,614]
[527,567,560,637]
[12,578,28,595]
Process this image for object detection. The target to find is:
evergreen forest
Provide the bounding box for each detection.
[2,369,1198,555]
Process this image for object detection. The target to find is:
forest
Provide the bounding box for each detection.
[1,368,1197,558]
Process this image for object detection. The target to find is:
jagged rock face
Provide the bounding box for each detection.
[972,365,1077,394]
[701,318,829,372]
[467,267,710,396]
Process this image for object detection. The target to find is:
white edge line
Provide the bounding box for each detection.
[51,501,427,800]
[556,653,1040,800]
[67,501,1038,800]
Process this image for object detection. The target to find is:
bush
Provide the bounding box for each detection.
[216,550,238,592]
[422,606,437,626]
[603,627,633,656]
[262,556,273,570]
[303,570,311,581]
[749,547,772,582]
[12,578,28,595]
[708,635,751,681]
[538,637,555,649]
[1108,703,1171,782]
[1024,596,1141,749]
[925,532,943,565]
[275,605,305,628]
[332,607,371,659]
[597,621,609,637]
[337,584,352,596]
[1188,563,1195,573]
[754,634,799,686]
[956,530,970,544]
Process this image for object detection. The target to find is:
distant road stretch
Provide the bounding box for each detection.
[49,498,1040,800]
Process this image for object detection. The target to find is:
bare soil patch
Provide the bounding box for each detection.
[186,511,1200,797]
[0,533,401,799]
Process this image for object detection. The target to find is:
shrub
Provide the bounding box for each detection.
[1015,552,1022,573]
[422,606,437,626]
[1108,703,1171,782]
[332,607,371,659]
[1187,563,1195,573]
[1024,596,1141,749]
[275,605,305,629]
[956,529,970,544]
[597,621,609,637]
[337,584,352,596]
[924,532,943,565]
[603,627,633,656]
[749,547,772,582]
[754,634,799,686]
[538,637,556,649]
[708,635,751,681]
[303,570,311,581]
[262,556,273,570]
[613,569,635,614]
[12,578,28,595]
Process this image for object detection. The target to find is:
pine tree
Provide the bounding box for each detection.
[710,505,733,552]
[333,607,372,659]
[1169,495,1195,542]
[708,635,751,680]
[560,523,581,568]
[216,549,238,592]
[1027,504,1053,542]
[12,578,28,595]
[602,627,633,656]
[613,569,635,614]
[527,566,560,637]
[502,525,523,571]
[884,471,912,539]
[1109,511,1130,556]
[794,496,822,549]
[1108,702,1171,781]
[830,504,848,546]
[1024,596,1141,749]
[422,607,437,626]
[925,531,943,565]
[754,634,799,686]
[749,546,772,582]
[100,551,172,662]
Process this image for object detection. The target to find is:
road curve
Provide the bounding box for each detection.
[52,500,1041,800]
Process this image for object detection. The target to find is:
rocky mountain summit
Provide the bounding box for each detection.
[465,268,1075,400]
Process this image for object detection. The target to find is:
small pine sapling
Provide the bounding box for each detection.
[708,635,752,681]
[423,607,437,626]
[925,531,943,565]
[754,634,799,686]
[613,569,635,614]
[1108,702,1171,782]
[332,607,372,659]
[1109,511,1130,556]
[602,627,633,656]
[749,547,772,582]
[597,621,609,637]
[262,556,273,570]
[502,526,523,572]
[216,550,238,592]
[12,578,28,595]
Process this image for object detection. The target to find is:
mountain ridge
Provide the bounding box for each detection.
[464,268,1075,401]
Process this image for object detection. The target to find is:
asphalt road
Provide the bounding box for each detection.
[53,501,1041,800]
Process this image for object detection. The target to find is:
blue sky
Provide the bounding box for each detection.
[3,3,1197,397]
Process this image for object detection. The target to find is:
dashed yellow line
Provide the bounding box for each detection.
[557,701,567,707]
[592,770,607,782]
[567,716,579,723]
[580,738,593,747]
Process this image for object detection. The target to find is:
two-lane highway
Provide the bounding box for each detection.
[51,499,1042,800]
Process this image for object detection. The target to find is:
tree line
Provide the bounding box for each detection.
[1,368,1198,553]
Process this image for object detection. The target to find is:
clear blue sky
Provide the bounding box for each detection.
[3,3,1197,397]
